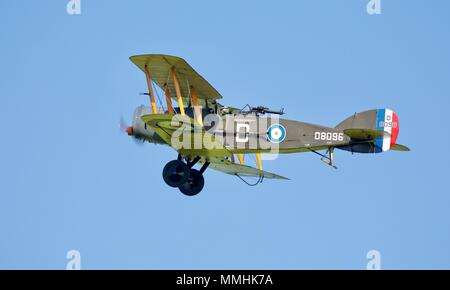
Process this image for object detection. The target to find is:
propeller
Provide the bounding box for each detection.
[120,116,134,136]
[120,116,145,146]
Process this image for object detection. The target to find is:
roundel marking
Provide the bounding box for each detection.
[267,124,286,143]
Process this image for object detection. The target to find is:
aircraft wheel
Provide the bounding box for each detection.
[162,160,190,188]
[179,169,205,196]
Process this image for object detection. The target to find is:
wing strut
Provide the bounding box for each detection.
[164,84,175,114]
[256,153,263,171]
[171,68,185,115]
[236,153,263,170]
[238,153,244,165]
[144,65,158,114]
[191,87,203,126]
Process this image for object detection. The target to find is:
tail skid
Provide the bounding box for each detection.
[309,147,338,169]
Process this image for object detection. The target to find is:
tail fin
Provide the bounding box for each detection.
[335,109,400,153]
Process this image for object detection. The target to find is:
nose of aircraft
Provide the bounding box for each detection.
[126,126,134,136]
[120,116,135,137]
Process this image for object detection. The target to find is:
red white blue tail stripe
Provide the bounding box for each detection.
[375,109,400,153]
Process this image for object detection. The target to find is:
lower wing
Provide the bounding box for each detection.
[141,114,289,180]
[207,157,289,180]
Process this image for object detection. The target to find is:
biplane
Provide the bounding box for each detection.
[122,54,410,196]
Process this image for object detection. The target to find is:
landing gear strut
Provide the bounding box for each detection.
[162,155,210,196]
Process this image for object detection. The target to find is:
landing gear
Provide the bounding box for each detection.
[162,156,210,196]
[162,160,190,187]
[178,169,205,196]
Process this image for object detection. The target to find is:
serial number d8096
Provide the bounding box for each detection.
[314,132,344,142]
[379,121,398,128]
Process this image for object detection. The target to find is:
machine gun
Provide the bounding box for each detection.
[249,106,285,116]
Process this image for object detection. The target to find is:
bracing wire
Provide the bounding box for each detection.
[152,81,165,112]
[186,79,193,108]
[164,70,178,115]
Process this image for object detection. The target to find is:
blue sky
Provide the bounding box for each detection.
[1,0,449,269]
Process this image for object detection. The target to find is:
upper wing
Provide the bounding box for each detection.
[130,54,222,104]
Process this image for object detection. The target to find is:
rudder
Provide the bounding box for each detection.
[335,109,400,153]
